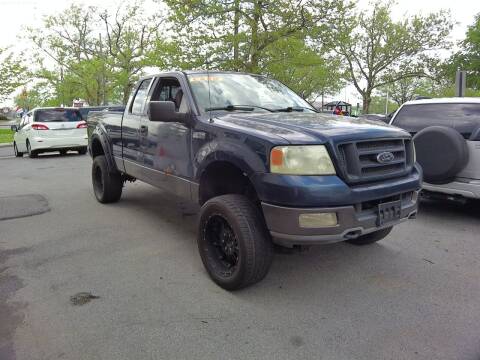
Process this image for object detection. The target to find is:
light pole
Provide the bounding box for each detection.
[385,89,389,115]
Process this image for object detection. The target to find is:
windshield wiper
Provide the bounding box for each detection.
[273,106,317,113]
[205,105,274,112]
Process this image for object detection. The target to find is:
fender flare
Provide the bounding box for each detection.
[194,140,268,182]
[90,127,117,173]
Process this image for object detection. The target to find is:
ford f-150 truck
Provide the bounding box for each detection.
[87,71,421,290]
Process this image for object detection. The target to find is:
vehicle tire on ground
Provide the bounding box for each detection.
[13,142,23,157]
[26,140,38,158]
[413,126,469,185]
[197,194,274,290]
[346,226,393,246]
[92,155,123,203]
[78,147,87,155]
[59,150,67,156]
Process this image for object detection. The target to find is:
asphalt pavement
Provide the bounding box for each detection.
[1,146,479,360]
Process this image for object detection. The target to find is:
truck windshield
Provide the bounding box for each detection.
[35,109,83,122]
[187,73,316,113]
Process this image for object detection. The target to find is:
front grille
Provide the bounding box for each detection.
[336,138,414,184]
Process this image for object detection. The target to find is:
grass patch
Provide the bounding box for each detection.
[0,129,14,144]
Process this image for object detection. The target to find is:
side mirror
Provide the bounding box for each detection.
[148,101,188,123]
[10,125,18,132]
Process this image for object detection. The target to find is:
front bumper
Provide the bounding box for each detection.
[423,179,480,199]
[262,191,419,247]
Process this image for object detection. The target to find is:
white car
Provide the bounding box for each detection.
[12,107,88,158]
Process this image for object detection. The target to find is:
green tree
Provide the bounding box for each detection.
[164,0,345,71]
[327,1,452,112]
[0,48,27,102]
[27,2,171,105]
[14,83,58,110]
[444,13,480,91]
[100,3,170,103]
[262,37,343,100]
[27,5,112,105]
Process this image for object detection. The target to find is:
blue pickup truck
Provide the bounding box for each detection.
[87,71,421,290]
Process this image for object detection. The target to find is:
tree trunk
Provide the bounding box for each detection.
[362,92,372,114]
[123,84,132,105]
[248,0,261,73]
[233,0,240,71]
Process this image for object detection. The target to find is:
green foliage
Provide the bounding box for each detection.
[0,48,27,101]
[443,13,480,91]
[327,1,453,112]
[367,96,398,115]
[0,129,14,144]
[164,0,346,99]
[262,37,344,100]
[26,2,172,105]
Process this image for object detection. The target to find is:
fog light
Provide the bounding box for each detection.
[299,213,337,228]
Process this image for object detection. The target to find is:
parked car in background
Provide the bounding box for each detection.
[11,107,88,158]
[360,114,389,123]
[360,111,397,124]
[88,71,421,290]
[390,98,480,200]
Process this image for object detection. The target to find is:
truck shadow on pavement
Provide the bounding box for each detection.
[108,187,424,296]
[418,197,480,221]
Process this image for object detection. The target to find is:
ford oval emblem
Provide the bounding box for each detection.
[376,151,395,164]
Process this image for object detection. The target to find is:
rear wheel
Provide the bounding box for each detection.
[26,140,38,158]
[346,226,393,246]
[59,150,67,156]
[198,194,273,290]
[13,142,23,157]
[78,147,87,155]
[92,155,123,203]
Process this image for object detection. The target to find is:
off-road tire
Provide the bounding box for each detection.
[92,155,123,203]
[346,226,393,246]
[14,142,23,157]
[198,194,273,290]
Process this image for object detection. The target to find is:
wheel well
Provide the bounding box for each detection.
[91,138,104,158]
[199,162,259,205]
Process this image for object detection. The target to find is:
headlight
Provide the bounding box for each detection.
[270,145,336,175]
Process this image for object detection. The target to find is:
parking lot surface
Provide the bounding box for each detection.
[1,146,479,360]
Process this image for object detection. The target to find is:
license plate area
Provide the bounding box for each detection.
[377,200,402,226]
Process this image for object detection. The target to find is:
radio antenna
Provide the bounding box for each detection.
[206,57,213,123]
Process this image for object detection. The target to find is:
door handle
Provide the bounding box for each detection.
[140,125,148,135]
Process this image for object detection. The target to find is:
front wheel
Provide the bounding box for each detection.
[92,155,123,203]
[346,226,393,246]
[14,142,23,157]
[197,194,273,290]
[78,147,87,155]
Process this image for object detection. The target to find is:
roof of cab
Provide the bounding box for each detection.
[138,70,267,81]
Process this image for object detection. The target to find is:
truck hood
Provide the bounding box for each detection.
[214,112,409,144]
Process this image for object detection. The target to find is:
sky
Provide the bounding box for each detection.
[0,0,479,107]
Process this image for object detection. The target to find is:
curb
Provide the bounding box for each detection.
[0,143,13,148]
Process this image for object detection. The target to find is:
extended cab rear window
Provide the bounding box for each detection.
[393,103,480,137]
[35,109,83,122]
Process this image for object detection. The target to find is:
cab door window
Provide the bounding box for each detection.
[151,78,188,114]
[130,79,153,115]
